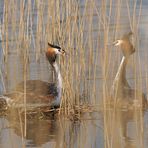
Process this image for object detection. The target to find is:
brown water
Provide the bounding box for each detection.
[0,0,148,148]
[0,109,147,148]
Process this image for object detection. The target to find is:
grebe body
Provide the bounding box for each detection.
[0,43,65,108]
[111,32,147,108]
[4,80,57,105]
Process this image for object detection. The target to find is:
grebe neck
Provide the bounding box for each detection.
[115,56,128,86]
[111,56,131,96]
[52,62,62,106]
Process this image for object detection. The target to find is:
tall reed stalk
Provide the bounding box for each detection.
[0,0,146,147]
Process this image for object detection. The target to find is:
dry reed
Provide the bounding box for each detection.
[0,0,147,147]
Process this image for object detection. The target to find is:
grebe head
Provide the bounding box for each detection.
[113,39,124,46]
[113,32,135,57]
[48,43,65,55]
[46,43,65,64]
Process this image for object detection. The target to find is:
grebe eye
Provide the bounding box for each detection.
[58,49,61,52]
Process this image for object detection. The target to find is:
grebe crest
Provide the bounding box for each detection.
[46,43,65,64]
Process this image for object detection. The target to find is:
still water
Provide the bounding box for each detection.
[0,108,147,148]
[0,0,148,148]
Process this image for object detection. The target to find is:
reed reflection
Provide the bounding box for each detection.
[104,108,145,148]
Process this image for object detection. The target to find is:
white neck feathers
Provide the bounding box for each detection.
[114,56,126,81]
[112,56,131,96]
[52,62,62,105]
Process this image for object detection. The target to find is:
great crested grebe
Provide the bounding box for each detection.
[111,32,147,107]
[0,43,65,108]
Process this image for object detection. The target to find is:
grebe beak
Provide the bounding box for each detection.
[107,40,122,46]
[60,49,66,55]
[112,40,123,46]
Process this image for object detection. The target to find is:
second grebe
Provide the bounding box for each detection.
[111,32,147,108]
[1,43,65,108]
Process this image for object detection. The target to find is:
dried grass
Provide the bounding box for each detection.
[0,0,147,147]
